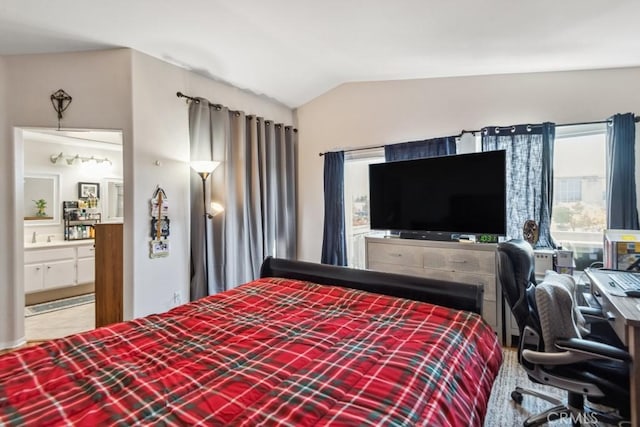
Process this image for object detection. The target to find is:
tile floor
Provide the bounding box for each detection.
[25,302,95,341]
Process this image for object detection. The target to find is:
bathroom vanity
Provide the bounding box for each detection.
[24,240,95,294]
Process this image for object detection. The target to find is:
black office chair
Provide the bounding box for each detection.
[496,239,631,426]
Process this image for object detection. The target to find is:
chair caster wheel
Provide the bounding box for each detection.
[511,390,523,404]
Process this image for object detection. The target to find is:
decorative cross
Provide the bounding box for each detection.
[50,89,72,130]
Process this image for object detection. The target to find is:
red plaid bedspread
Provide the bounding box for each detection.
[0,277,502,426]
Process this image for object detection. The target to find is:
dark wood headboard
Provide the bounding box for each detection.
[259,257,483,315]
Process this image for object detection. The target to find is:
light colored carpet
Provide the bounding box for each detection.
[484,348,576,427]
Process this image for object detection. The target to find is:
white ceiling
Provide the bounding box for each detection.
[1,1,640,108]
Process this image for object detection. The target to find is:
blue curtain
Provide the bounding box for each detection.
[482,123,556,247]
[321,151,347,265]
[606,113,639,230]
[384,137,456,161]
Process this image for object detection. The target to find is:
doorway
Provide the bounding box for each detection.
[17,127,124,341]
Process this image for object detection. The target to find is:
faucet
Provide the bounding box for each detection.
[31,231,37,243]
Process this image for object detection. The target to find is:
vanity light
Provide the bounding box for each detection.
[66,155,80,166]
[82,156,97,166]
[50,153,112,167]
[50,152,64,164]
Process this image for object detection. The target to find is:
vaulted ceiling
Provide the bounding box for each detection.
[1,1,639,108]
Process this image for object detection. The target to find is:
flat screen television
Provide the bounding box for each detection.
[369,150,506,240]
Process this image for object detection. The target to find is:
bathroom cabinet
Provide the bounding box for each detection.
[76,245,96,284]
[24,242,95,293]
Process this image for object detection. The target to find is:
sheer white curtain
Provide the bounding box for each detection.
[189,99,297,299]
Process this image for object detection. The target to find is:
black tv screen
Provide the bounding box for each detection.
[369,150,506,238]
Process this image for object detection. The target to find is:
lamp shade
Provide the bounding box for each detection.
[210,202,224,216]
[190,160,220,174]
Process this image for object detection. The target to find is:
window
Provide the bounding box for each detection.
[551,124,607,270]
[343,149,384,268]
[555,177,582,203]
[342,127,608,272]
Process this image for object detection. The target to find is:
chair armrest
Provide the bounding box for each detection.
[579,306,604,318]
[522,348,594,365]
[578,306,609,324]
[522,338,631,366]
[555,338,631,363]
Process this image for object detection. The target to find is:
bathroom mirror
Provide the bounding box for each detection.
[24,173,60,225]
[102,178,124,222]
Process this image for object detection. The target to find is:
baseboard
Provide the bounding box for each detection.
[26,283,94,306]
[0,336,27,352]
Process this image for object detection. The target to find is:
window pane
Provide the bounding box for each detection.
[344,149,384,268]
[551,125,607,270]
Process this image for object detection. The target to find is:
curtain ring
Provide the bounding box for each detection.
[526,125,532,132]
[495,128,500,134]
[607,120,613,127]
[511,126,516,133]
[483,128,488,136]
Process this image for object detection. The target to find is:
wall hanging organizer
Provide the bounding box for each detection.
[149,186,170,258]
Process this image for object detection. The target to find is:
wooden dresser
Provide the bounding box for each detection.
[94,223,123,327]
[365,236,501,336]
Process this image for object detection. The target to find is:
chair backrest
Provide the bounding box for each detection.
[535,280,582,352]
[496,239,538,334]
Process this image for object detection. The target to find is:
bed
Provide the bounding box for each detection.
[0,257,502,426]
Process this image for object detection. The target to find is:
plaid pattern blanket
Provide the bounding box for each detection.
[0,277,502,426]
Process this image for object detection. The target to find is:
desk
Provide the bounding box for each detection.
[585,268,640,425]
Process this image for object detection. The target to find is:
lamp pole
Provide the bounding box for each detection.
[200,172,211,287]
[191,161,220,291]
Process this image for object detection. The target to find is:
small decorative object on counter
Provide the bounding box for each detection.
[33,199,47,217]
[87,196,99,209]
[149,186,170,258]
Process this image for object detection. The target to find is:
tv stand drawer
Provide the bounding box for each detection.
[423,247,495,275]
[366,242,423,268]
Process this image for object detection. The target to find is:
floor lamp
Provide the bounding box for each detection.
[191,160,220,288]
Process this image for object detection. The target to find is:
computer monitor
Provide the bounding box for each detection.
[603,229,640,271]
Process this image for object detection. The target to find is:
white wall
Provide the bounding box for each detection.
[129,51,294,317]
[0,49,133,349]
[295,67,640,262]
[0,56,24,349]
[0,48,295,349]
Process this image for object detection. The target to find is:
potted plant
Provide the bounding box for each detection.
[33,198,47,217]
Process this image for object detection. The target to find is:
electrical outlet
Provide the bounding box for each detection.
[173,291,181,305]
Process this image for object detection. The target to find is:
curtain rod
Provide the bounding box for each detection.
[317,115,640,157]
[176,91,297,131]
[177,91,223,109]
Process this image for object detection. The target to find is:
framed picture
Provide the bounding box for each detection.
[78,182,100,199]
[150,218,170,239]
